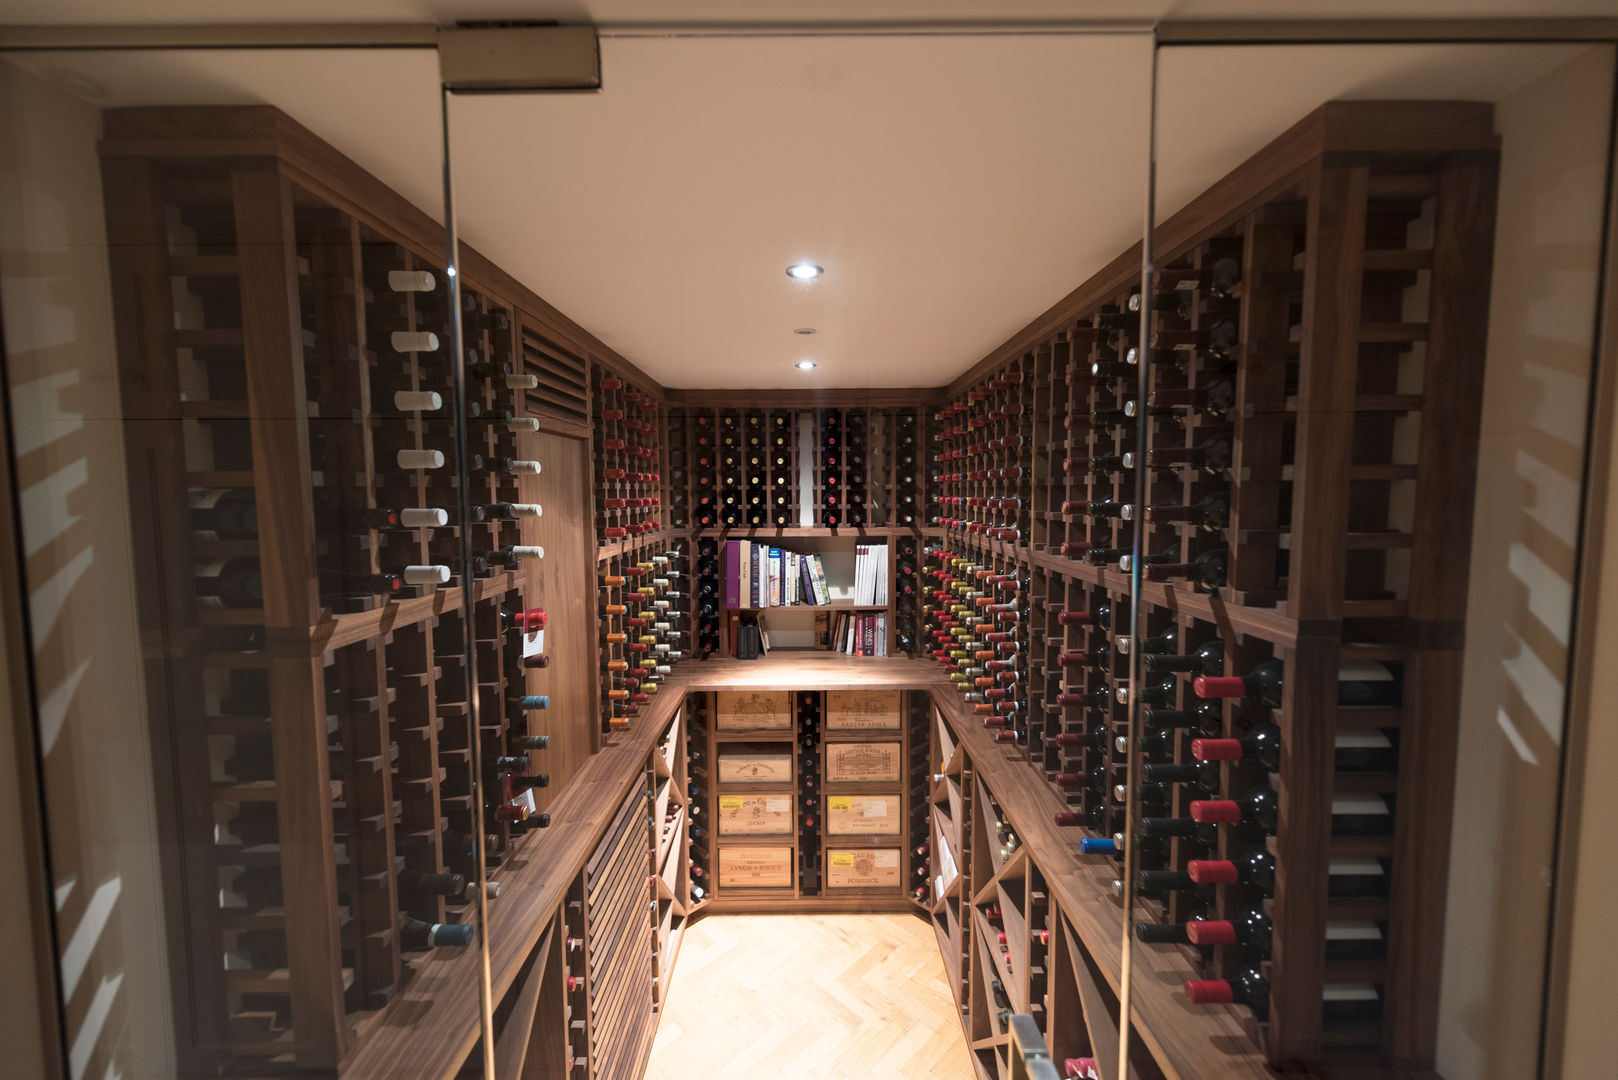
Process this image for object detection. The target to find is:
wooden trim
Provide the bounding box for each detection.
[0,328,69,1080]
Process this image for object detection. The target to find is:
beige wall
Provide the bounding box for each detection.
[0,59,175,1079]
[1437,44,1615,1080]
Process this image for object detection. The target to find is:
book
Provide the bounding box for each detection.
[725,541,741,610]
[750,542,761,608]
[814,610,830,650]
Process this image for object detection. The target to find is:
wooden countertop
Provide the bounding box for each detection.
[681,652,948,691]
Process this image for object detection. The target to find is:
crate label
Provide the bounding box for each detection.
[827,794,901,835]
[719,846,792,887]
[718,751,792,783]
[825,741,902,783]
[716,691,792,731]
[717,793,793,835]
[825,690,903,731]
[826,846,903,888]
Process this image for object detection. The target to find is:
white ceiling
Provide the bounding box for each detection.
[2,32,1604,388]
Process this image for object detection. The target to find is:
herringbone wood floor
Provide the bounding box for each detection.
[646,913,974,1080]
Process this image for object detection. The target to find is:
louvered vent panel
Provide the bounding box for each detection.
[522,327,589,423]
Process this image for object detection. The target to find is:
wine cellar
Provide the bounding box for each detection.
[59,39,1593,1079]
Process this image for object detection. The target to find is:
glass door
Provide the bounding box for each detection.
[1117,36,1617,1079]
[0,43,497,1078]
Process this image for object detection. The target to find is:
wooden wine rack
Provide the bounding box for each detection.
[97,106,658,1078]
[920,100,1500,1073]
[592,368,666,551]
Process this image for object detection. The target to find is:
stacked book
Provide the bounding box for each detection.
[828,544,889,656]
[723,540,833,609]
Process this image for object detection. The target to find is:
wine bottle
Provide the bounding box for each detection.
[1186,971,1380,1024]
[189,488,259,539]
[1188,785,1278,830]
[399,918,474,949]
[1144,546,1228,588]
[388,269,436,292]
[1194,659,1401,709]
[1144,638,1224,676]
[1183,906,1272,951]
[397,868,466,897]
[193,557,263,608]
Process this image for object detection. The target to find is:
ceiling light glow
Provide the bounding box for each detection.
[786,263,824,281]
[796,360,817,370]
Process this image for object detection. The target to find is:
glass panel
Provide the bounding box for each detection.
[440,30,1155,1080]
[1123,40,1616,1078]
[0,47,494,1077]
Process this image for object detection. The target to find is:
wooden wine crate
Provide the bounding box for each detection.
[716,792,794,835]
[826,847,902,889]
[718,845,793,888]
[718,747,792,783]
[825,740,903,784]
[827,794,901,835]
[715,690,792,732]
[824,689,903,730]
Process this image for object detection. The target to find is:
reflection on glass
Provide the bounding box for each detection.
[1127,41,1615,1080]
[0,49,503,1078]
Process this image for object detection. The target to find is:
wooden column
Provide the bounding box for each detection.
[1386,153,1500,1066]
[102,153,230,1065]
[233,164,349,1064]
[1268,165,1368,1064]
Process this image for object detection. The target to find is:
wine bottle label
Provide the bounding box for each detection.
[393,390,442,411]
[507,460,542,475]
[387,269,436,292]
[507,546,545,560]
[397,449,445,470]
[503,418,541,432]
[1325,920,1382,941]
[508,503,542,517]
[399,508,449,528]
[402,564,450,585]
[1322,985,1381,1003]
[391,330,440,353]
[1331,795,1390,816]
[505,374,540,389]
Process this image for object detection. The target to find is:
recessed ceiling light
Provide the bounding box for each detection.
[796,360,817,370]
[786,263,824,281]
[794,328,817,335]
